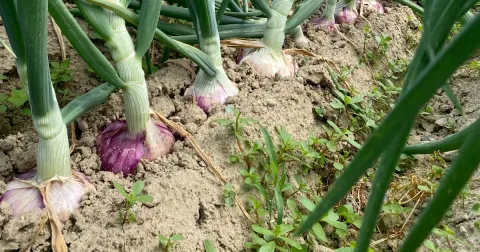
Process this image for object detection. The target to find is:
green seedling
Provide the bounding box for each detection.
[0,88,30,114]
[113,180,153,224]
[158,234,184,252]
[203,239,216,252]
[215,105,257,140]
[50,60,74,87]
[382,202,412,215]
[223,183,235,208]
[245,224,303,252]
[468,60,480,76]
[432,225,459,251]
[330,90,364,112]
[50,59,78,105]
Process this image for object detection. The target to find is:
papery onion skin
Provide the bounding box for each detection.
[0,180,44,216]
[184,70,239,113]
[48,171,95,221]
[0,170,94,221]
[145,119,175,159]
[238,47,298,78]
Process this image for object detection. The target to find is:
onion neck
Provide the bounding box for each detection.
[104,0,149,136]
[325,0,337,20]
[262,0,294,52]
[34,86,71,182]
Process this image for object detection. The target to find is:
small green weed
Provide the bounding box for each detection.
[203,239,216,252]
[113,180,153,225]
[50,59,78,105]
[0,87,30,115]
[223,183,235,208]
[50,60,73,87]
[158,234,183,252]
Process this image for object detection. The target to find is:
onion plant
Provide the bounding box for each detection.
[64,0,177,176]
[296,2,480,252]
[50,0,219,175]
[184,0,239,112]
[237,0,299,78]
[0,0,94,223]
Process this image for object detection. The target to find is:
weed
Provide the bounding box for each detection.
[217,108,364,250]
[0,87,30,115]
[158,234,183,252]
[223,183,235,207]
[362,25,392,66]
[50,60,74,87]
[468,60,480,76]
[50,59,79,105]
[203,240,216,252]
[113,180,153,224]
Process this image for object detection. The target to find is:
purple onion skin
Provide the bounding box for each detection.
[97,119,175,176]
[96,120,145,176]
[335,7,358,24]
[312,18,336,32]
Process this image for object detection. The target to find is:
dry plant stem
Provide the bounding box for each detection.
[400,194,423,232]
[371,193,424,247]
[399,190,422,205]
[152,110,255,223]
[51,16,66,60]
[40,185,68,252]
[69,122,77,153]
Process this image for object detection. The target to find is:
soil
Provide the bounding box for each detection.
[1,2,479,252]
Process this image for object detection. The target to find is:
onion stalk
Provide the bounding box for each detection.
[0,0,94,224]
[238,0,299,78]
[75,0,175,175]
[185,0,239,112]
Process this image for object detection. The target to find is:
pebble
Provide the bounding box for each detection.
[77,119,89,131]
[266,99,277,107]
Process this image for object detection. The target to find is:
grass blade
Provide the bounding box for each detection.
[398,119,480,251]
[135,0,161,58]
[261,127,278,184]
[296,14,480,235]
